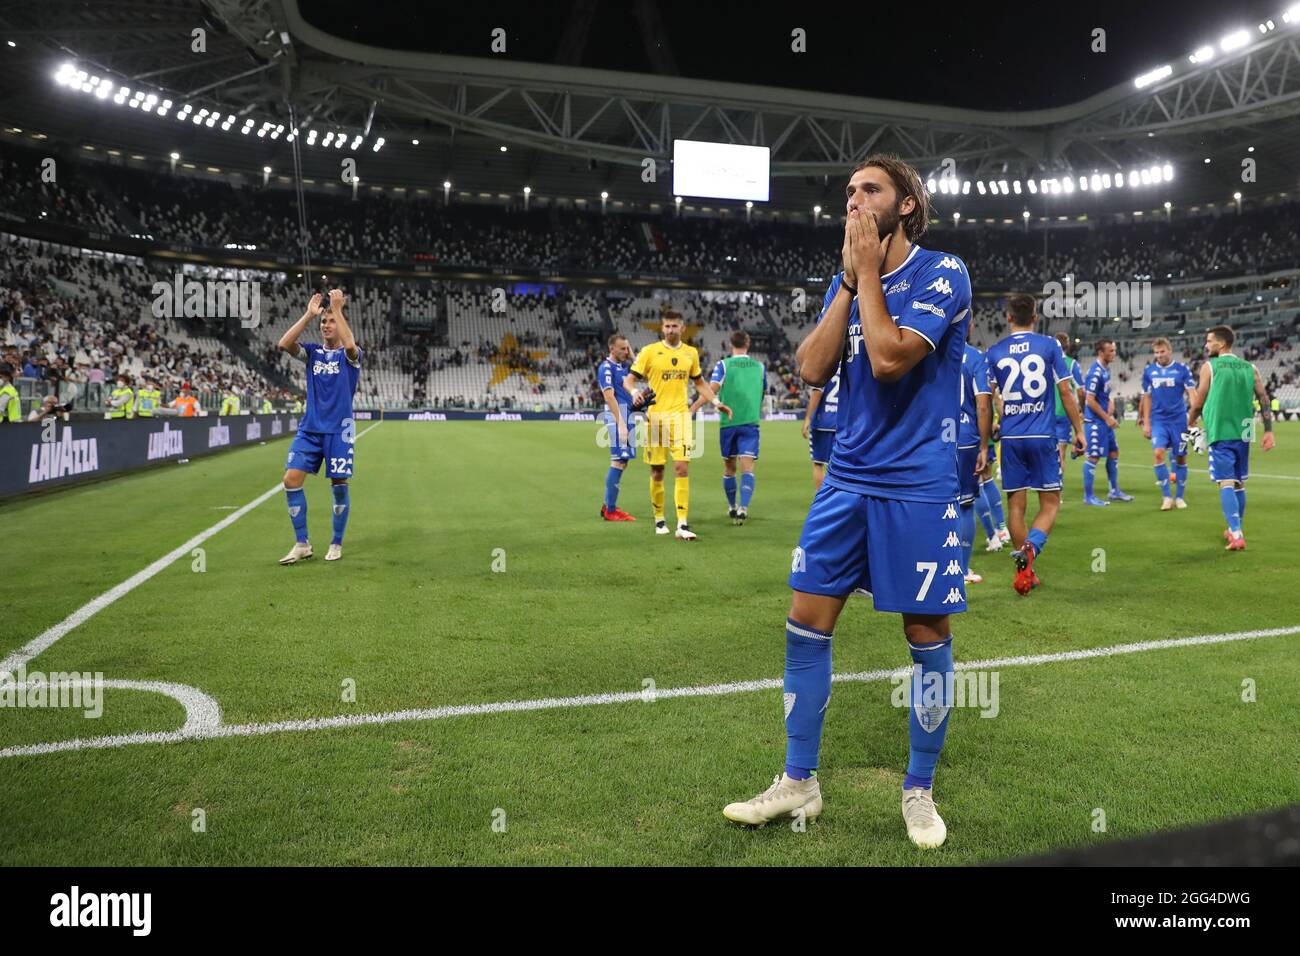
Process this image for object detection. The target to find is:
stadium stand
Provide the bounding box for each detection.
[4,140,1299,416]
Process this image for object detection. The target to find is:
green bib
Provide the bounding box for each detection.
[718,355,765,428]
[1054,356,1076,417]
[1203,354,1256,446]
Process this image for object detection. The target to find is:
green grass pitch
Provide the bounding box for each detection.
[2,419,1298,865]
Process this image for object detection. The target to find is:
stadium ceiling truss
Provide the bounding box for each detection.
[4,0,1300,194]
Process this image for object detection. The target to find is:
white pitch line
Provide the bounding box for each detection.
[0,421,381,678]
[2,624,1296,760]
[1116,462,1300,481]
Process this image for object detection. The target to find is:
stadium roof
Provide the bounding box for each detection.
[1,0,1299,218]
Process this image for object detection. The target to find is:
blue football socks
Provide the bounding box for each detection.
[784,618,832,780]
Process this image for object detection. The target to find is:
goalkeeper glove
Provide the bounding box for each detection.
[632,388,657,412]
[1184,426,1206,455]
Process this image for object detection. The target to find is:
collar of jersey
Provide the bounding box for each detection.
[880,243,921,281]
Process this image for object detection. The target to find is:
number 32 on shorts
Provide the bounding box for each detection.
[330,457,353,475]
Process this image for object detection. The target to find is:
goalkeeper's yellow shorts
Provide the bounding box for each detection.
[643,411,694,464]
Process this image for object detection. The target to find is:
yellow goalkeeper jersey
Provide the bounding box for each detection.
[630,340,701,413]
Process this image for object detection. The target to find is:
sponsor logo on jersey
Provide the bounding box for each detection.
[912,301,946,319]
[146,422,184,460]
[313,360,341,376]
[885,278,911,296]
[27,428,100,484]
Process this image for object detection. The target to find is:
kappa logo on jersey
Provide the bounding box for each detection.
[912,301,945,319]
[944,559,963,575]
[313,359,341,376]
[927,277,953,296]
[944,531,961,547]
[935,256,964,273]
[943,503,957,519]
[941,587,963,605]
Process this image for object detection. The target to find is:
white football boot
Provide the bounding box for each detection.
[325,543,343,561]
[963,571,983,584]
[675,521,698,541]
[1160,497,1173,511]
[1175,498,1188,509]
[985,535,1004,553]
[279,542,313,565]
[902,787,947,849]
[997,527,1011,544]
[655,519,670,535]
[723,773,822,826]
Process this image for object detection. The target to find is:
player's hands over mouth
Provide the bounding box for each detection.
[848,208,891,281]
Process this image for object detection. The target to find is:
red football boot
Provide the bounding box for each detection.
[1013,547,1039,595]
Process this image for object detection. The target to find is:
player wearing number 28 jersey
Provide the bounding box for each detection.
[984,294,1085,594]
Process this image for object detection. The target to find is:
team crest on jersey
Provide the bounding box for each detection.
[671,357,678,366]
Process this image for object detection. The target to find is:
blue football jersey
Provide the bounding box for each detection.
[709,358,726,384]
[300,342,361,434]
[1083,359,1112,421]
[810,372,840,431]
[820,245,972,502]
[958,344,990,447]
[1142,360,1193,421]
[597,356,633,408]
[985,331,1068,440]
